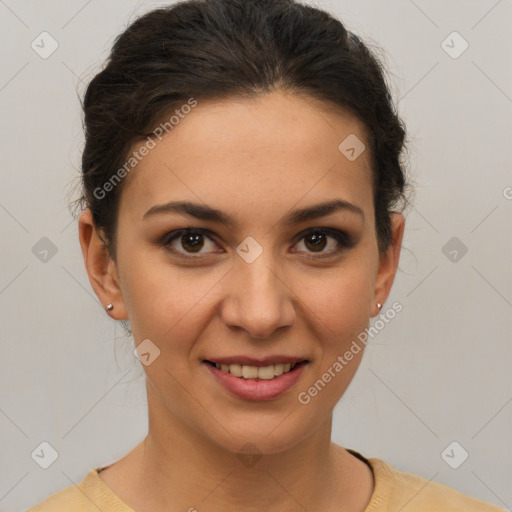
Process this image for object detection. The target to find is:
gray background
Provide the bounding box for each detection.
[1,0,511,510]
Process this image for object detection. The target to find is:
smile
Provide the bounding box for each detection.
[206,361,303,380]
[203,359,309,400]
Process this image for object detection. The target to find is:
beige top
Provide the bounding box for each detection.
[27,450,505,511]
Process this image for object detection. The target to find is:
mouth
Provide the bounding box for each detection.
[202,358,310,400]
[203,359,309,381]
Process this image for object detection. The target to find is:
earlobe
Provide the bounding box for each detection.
[78,209,128,319]
[371,213,405,317]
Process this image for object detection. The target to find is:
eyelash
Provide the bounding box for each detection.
[159,227,355,261]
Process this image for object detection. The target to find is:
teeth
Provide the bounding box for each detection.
[214,361,300,379]
[229,363,242,377]
[257,365,275,380]
[242,365,259,379]
[274,363,284,376]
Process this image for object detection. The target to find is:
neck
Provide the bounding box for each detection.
[103,386,373,512]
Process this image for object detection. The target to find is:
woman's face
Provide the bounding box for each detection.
[84,91,403,455]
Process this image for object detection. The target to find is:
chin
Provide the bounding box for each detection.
[197,408,326,457]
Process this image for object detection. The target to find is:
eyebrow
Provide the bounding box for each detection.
[143,199,364,225]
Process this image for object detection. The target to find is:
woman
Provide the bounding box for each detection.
[28,0,504,510]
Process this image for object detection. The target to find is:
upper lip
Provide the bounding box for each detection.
[204,356,308,367]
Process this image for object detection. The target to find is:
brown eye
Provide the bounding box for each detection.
[162,229,220,257]
[293,228,354,258]
[303,232,328,252]
[180,232,205,253]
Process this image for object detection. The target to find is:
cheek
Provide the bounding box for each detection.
[298,261,373,338]
[292,266,372,412]
[121,247,374,343]
[119,250,225,348]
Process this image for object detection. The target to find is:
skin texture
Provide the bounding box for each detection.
[79,90,405,512]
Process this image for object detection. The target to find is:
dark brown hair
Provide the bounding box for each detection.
[75,0,409,260]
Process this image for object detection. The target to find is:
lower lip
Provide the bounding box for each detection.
[203,362,308,401]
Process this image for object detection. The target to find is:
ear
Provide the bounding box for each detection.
[78,209,128,320]
[371,213,405,317]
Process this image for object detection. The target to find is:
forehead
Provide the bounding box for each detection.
[119,91,374,223]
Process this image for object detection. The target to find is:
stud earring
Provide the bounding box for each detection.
[376,302,382,310]
[106,303,114,312]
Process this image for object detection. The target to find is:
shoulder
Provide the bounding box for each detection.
[26,482,85,512]
[26,467,122,512]
[367,456,505,512]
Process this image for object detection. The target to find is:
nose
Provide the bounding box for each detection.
[220,253,296,339]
